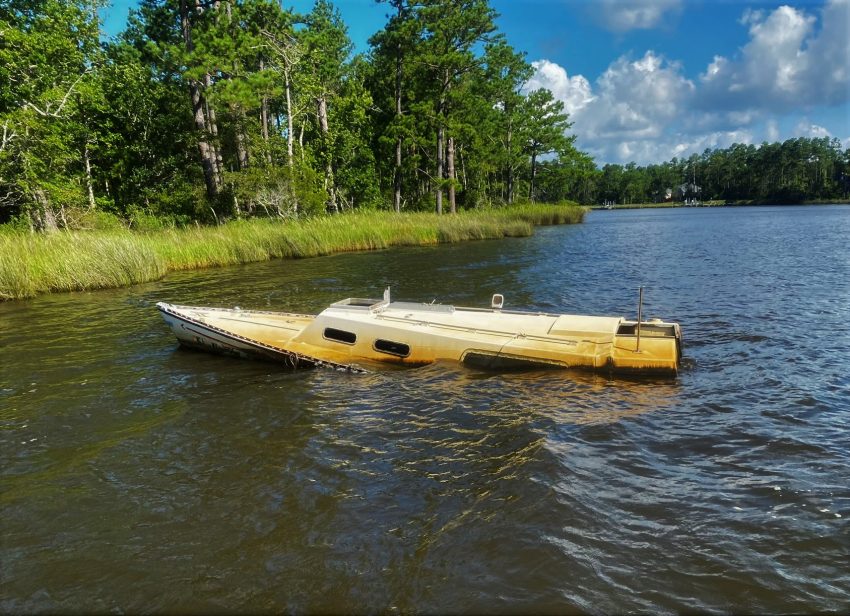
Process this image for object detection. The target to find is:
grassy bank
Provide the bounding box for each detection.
[0,203,584,301]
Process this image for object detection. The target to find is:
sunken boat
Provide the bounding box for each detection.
[157,289,682,375]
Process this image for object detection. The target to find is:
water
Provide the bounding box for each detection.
[2,205,849,613]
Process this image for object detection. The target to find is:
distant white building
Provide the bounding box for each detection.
[674,182,701,201]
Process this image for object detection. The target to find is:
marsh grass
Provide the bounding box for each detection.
[0,203,584,300]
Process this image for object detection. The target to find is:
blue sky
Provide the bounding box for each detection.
[100,0,850,165]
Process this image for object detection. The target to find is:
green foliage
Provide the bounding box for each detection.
[74,210,126,231]
[0,0,104,225]
[127,208,180,232]
[2,0,602,228]
[223,163,327,219]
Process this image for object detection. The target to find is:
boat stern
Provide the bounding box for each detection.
[610,320,682,374]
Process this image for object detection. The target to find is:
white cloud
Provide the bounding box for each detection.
[793,120,832,138]
[526,60,595,114]
[766,119,780,142]
[525,0,849,165]
[594,0,682,32]
[803,0,850,105]
[670,130,755,156]
[699,0,850,110]
[528,51,699,163]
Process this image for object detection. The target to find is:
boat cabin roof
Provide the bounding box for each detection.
[326,296,627,338]
[331,296,455,314]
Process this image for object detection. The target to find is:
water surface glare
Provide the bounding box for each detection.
[2,205,849,613]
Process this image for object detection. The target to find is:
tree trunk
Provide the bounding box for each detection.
[84,139,95,209]
[235,127,248,170]
[530,151,537,202]
[190,82,219,198]
[506,116,514,204]
[31,189,58,232]
[299,121,305,162]
[393,28,403,213]
[259,59,269,142]
[435,70,450,215]
[281,68,298,213]
[203,73,224,182]
[435,123,444,215]
[234,105,249,170]
[460,147,467,192]
[259,57,272,165]
[260,100,271,163]
[285,69,294,168]
[394,136,402,213]
[317,96,337,213]
[447,135,456,214]
[230,48,250,171]
[181,0,219,198]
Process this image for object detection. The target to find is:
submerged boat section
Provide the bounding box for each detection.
[157,289,682,375]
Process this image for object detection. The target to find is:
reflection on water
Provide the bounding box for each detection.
[1,206,849,613]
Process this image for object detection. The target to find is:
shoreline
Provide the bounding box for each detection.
[0,204,585,301]
[590,200,850,210]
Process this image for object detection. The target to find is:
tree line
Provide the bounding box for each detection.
[1,0,578,229]
[2,0,848,232]
[584,138,850,206]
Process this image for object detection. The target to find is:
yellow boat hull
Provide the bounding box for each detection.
[157,294,682,375]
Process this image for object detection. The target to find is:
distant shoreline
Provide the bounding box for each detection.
[590,200,850,210]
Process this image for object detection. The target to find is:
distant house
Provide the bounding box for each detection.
[673,182,701,201]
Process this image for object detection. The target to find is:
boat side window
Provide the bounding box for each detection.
[324,327,357,344]
[374,339,410,358]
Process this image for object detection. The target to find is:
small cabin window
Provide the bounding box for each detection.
[374,339,410,357]
[324,327,357,344]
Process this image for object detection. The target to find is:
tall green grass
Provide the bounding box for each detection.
[0,203,585,300]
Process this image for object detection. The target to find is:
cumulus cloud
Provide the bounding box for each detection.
[793,120,832,138]
[699,0,850,110]
[527,51,700,163]
[594,0,682,32]
[525,60,595,114]
[802,0,850,105]
[525,0,849,165]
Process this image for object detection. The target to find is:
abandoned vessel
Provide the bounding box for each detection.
[157,289,683,375]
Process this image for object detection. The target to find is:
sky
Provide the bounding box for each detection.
[99,0,850,166]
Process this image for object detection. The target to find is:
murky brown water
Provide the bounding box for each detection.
[2,206,849,613]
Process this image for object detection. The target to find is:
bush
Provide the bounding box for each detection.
[128,208,170,232]
[74,209,126,231]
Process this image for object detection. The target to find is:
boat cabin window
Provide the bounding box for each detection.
[324,327,357,344]
[374,339,410,358]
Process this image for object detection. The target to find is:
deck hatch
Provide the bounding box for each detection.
[324,327,357,344]
[374,339,410,357]
[616,323,676,337]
